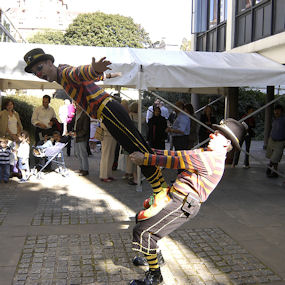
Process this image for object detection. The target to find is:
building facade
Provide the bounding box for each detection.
[1,0,78,41]
[192,0,285,64]
[191,0,285,148]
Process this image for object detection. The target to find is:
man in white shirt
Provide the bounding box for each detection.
[31,95,57,144]
[145,99,169,123]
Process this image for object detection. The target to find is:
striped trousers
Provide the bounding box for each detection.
[132,191,201,255]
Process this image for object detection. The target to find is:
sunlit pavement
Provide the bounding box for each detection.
[0,141,285,285]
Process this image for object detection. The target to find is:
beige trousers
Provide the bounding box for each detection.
[99,125,117,179]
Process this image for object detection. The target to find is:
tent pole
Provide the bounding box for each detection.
[135,65,143,192]
[136,88,142,192]
[224,93,229,119]
[264,86,274,149]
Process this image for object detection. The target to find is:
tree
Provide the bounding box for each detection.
[63,12,151,48]
[28,29,64,44]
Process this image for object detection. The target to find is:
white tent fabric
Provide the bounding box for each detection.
[1,42,285,91]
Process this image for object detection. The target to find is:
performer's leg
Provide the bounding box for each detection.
[130,192,199,284]
[101,100,167,193]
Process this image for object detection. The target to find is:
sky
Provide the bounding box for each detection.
[0,0,192,45]
[67,0,192,45]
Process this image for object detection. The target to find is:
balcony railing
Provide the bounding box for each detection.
[0,9,26,43]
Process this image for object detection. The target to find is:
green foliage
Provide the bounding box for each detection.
[28,12,151,48]
[238,88,266,140]
[63,12,151,47]
[2,95,64,144]
[28,29,64,44]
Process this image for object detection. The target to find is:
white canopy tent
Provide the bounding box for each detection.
[1,42,285,92]
[2,42,285,190]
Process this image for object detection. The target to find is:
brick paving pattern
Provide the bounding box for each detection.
[13,228,281,285]
[31,192,132,226]
[0,189,16,225]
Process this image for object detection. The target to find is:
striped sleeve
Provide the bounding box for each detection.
[143,153,180,168]
[61,64,104,83]
[143,149,211,175]
[152,149,185,156]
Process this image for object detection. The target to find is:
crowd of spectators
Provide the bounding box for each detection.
[1,94,284,184]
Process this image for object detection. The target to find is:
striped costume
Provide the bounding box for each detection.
[0,146,11,182]
[56,64,166,193]
[132,148,227,255]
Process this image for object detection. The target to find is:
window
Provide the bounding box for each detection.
[220,0,227,22]
[209,0,218,28]
[237,0,252,12]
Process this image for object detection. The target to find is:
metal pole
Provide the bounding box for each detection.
[224,93,229,119]
[135,66,144,192]
[195,95,224,114]
[136,89,143,192]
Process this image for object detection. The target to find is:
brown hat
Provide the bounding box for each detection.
[212,118,248,150]
[24,48,54,73]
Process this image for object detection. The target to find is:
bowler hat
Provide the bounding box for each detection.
[24,48,54,73]
[212,118,248,150]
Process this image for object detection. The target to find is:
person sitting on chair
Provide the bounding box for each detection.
[31,95,57,145]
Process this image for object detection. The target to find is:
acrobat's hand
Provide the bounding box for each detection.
[92,57,111,74]
[129,152,144,165]
[106,72,122,79]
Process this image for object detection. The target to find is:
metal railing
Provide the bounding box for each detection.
[0,9,26,43]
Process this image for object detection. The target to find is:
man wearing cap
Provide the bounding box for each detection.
[23,48,167,195]
[128,118,247,285]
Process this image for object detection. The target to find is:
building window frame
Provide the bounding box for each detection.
[195,0,228,52]
[234,0,284,47]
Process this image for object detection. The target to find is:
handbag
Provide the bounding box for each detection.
[94,126,104,141]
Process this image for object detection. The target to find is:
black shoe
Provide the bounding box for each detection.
[268,172,279,178]
[79,170,89,176]
[128,179,138,185]
[112,161,118,171]
[132,256,148,266]
[129,269,163,285]
[133,252,165,267]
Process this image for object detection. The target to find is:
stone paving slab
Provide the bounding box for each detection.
[1,141,285,285]
[31,192,132,226]
[12,228,282,285]
[0,189,17,225]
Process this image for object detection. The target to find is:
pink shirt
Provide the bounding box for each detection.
[67,104,76,123]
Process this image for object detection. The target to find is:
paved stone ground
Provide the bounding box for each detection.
[1,140,285,285]
[12,228,281,285]
[0,189,16,225]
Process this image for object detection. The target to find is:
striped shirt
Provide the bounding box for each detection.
[0,146,11,165]
[143,148,227,202]
[57,64,108,119]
